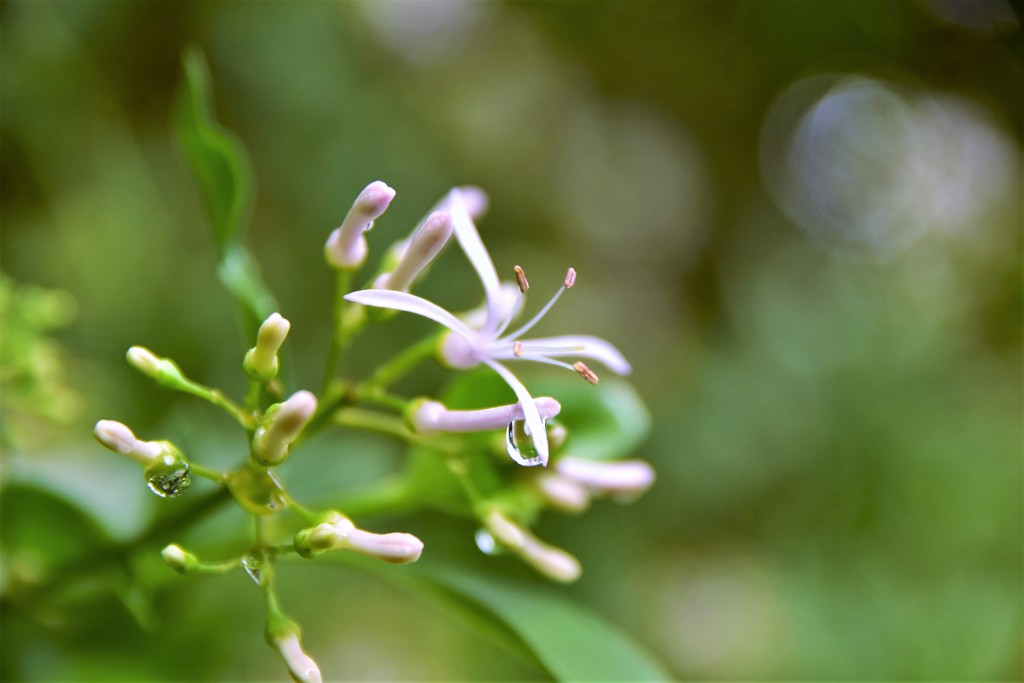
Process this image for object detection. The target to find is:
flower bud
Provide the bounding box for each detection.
[243,312,290,381]
[555,457,656,498]
[251,390,317,466]
[93,420,164,465]
[374,211,454,292]
[161,544,199,574]
[325,181,396,270]
[533,472,591,514]
[519,532,582,583]
[483,509,526,550]
[271,631,322,683]
[409,397,561,436]
[294,512,423,564]
[126,346,189,388]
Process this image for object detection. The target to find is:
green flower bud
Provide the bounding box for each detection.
[243,312,290,381]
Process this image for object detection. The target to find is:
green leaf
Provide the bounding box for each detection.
[416,566,673,682]
[216,244,279,328]
[441,369,651,460]
[175,46,253,252]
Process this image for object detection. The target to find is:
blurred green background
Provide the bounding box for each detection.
[1,0,1021,680]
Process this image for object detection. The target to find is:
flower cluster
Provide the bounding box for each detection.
[92,180,654,681]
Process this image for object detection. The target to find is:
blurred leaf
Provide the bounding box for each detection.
[175,47,253,252]
[216,244,279,329]
[417,566,672,682]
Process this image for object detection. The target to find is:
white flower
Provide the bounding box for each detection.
[345,188,630,466]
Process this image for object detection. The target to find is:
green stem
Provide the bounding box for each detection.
[190,462,227,484]
[178,380,251,427]
[244,379,263,414]
[321,269,352,395]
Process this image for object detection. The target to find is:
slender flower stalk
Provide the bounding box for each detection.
[345,188,631,466]
[410,397,561,436]
[324,181,396,270]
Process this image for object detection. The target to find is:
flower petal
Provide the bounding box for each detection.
[514,335,632,375]
[446,189,505,331]
[483,359,549,466]
[344,289,476,341]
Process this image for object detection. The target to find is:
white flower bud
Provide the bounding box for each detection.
[374,211,454,292]
[160,544,199,574]
[294,512,423,564]
[252,390,317,465]
[273,632,322,683]
[519,532,582,583]
[126,346,163,377]
[410,397,561,436]
[243,312,290,381]
[93,420,165,465]
[555,457,655,498]
[483,509,526,550]
[533,472,591,514]
[325,180,396,270]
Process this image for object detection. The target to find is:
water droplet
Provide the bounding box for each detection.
[226,466,289,515]
[241,553,262,585]
[505,419,545,466]
[144,455,192,498]
[474,529,500,555]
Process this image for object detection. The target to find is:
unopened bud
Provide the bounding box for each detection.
[410,397,561,436]
[534,472,591,514]
[161,544,200,574]
[294,512,423,564]
[483,509,526,550]
[573,361,599,385]
[243,313,290,381]
[272,632,322,683]
[126,346,192,388]
[94,420,165,466]
[252,390,317,466]
[556,457,655,498]
[519,532,582,583]
[325,181,396,270]
[375,211,454,292]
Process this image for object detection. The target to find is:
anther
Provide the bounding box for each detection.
[564,267,577,289]
[514,265,529,294]
[573,361,599,385]
[513,341,524,357]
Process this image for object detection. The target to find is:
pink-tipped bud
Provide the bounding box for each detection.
[325,181,396,270]
[534,472,592,514]
[519,532,582,583]
[94,420,164,465]
[294,512,423,564]
[273,632,322,683]
[410,397,561,436]
[484,509,527,549]
[555,457,656,498]
[375,211,454,292]
[252,390,317,465]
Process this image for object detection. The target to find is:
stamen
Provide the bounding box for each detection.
[513,341,524,357]
[564,267,577,289]
[514,265,530,294]
[504,285,566,342]
[573,361,599,385]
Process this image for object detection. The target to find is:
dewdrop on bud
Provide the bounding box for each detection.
[409,397,561,436]
[161,544,199,574]
[272,632,322,683]
[294,512,423,564]
[252,391,317,466]
[375,211,454,291]
[325,181,396,270]
[94,420,192,498]
[243,313,290,381]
